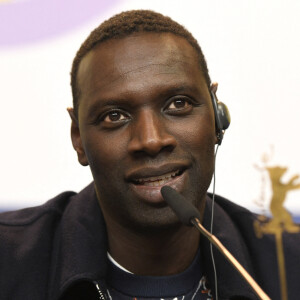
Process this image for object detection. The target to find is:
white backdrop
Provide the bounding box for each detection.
[0,0,299,218]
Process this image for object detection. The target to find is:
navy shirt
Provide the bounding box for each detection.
[106,250,213,300]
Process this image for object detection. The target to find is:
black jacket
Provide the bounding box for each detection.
[0,183,299,300]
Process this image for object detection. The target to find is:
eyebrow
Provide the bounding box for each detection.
[161,84,200,96]
[157,84,203,101]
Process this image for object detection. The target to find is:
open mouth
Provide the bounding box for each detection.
[128,165,188,203]
[132,169,184,187]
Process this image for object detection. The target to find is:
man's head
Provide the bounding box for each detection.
[70,10,211,119]
[69,10,217,233]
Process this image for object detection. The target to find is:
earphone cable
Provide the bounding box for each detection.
[210,144,219,300]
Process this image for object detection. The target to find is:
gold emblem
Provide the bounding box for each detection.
[253,152,300,300]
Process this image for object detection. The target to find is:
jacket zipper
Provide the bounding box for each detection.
[94,281,107,300]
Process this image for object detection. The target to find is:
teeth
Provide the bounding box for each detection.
[135,170,180,186]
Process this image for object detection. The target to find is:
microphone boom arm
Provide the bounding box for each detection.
[191,217,270,300]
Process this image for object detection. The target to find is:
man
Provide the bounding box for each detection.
[0,10,299,300]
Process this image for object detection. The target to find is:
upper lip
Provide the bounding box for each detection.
[125,162,189,182]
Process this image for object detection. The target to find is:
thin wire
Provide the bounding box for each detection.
[210,144,219,300]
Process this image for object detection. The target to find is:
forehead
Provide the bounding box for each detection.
[77,33,206,109]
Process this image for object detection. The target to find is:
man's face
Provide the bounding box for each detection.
[73,33,216,231]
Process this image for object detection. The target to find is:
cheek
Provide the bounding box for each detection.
[172,114,216,186]
[171,114,216,154]
[82,130,128,177]
[183,127,215,176]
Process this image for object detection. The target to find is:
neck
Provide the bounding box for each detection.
[106,220,200,276]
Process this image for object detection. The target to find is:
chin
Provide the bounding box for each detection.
[123,203,189,235]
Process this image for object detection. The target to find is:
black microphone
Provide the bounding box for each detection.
[160,185,201,226]
[160,186,270,300]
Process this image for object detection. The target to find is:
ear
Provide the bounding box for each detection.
[210,82,220,145]
[210,82,218,94]
[67,108,89,166]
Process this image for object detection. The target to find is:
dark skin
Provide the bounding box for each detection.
[69,32,218,275]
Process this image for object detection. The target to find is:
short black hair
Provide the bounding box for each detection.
[71,9,211,117]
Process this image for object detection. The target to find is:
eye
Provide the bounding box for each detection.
[103,110,128,123]
[167,98,191,109]
[96,109,130,129]
[165,97,194,114]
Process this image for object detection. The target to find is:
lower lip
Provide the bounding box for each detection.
[129,171,187,204]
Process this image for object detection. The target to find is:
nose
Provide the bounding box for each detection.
[128,109,177,157]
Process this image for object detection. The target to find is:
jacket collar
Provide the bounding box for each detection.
[50,184,258,300]
[49,183,108,300]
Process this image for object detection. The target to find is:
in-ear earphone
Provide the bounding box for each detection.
[210,92,231,145]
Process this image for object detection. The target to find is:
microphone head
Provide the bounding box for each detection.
[161,186,201,226]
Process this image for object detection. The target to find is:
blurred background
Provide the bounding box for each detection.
[0,0,299,222]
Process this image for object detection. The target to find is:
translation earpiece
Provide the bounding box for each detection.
[210,91,231,145]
